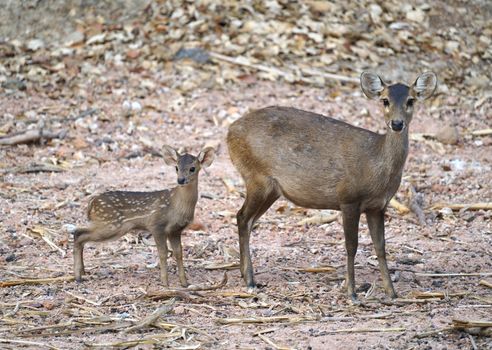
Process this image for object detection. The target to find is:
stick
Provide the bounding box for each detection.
[0,338,60,350]
[208,52,359,85]
[281,266,336,273]
[470,128,492,136]
[415,272,492,278]
[203,262,240,270]
[297,213,338,226]
[414,326,454,338]
[0,276,74,287]
[257,334,293,350]
[186,272,227,291]
[468,334,478,350]
[216,315,319,325]
[1,163,66,174]
[479,280,492,289]
[327,327,406,334]
[389,198,410,214]
[412,291,469,299]
[123,298,175,334]
[431,202,492,211]
[27,226,66,257]
[145,290,195,302]
[0,129,66,145]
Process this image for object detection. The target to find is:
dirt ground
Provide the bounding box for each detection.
[1,1,492,349]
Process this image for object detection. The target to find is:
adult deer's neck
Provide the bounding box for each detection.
[381,127,409,176]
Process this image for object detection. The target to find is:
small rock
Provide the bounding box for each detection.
[5,253,16,262]
[406,9,425,22]
[64,31,84,47]
[445,40,460,54]
[174,47,210,64]
[369,4,383,22]
[436,125,460,145]
[26,39,44,51]
[1,78,26,91]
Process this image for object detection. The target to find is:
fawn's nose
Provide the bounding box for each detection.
[177,178,186,185]
[390,120,404,132]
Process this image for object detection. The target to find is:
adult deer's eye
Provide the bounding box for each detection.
[407,98,414,108]
[382,99,390,108]
[190,167,196,173]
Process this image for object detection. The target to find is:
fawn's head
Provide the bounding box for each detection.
[361,71,437,133]
[162,145,215,185]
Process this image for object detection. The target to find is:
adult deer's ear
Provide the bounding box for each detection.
[360,71,385,99]
[412,71,437,100]
[198,147,215,168]
[162,145,179,166]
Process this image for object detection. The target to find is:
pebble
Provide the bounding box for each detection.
[436,125,460,145]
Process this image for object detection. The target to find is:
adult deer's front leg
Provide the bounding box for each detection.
[341,204,361,301]
[366,209,397,298]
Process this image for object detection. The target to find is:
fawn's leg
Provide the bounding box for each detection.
[73,224,128,282]
[168,230,187,287]
[152,229,169,286]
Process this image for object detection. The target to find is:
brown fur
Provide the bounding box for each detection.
[226,71,437,300]
[73,146,215,286]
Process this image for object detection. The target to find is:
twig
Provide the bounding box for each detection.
[0,129,66,145]
[65,291,102,306]
[209,51,359,85]
[145,289,195,302]
[412,291,469,299]
[414,326,454,338]
[1,163,66,174]
[257,334,293,350]
[0,338,60,350]
[27,226,66,257]
[479,280,492,289]
[0,276,74,287]
[123,298,175,334]
[468,334,478,350]
[470,128,492,136]
[389,198,410,214]
[186,272,227,291]
[297,212,338,226]
[281,266,336,273]
[326,327,406,334]
[430,202,492,211]
[203,262,240,270]
[216,315,319,325]
[86,333,179,348]
[415,272,492,278]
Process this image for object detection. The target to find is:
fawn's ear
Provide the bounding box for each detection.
[412,71,437,100]
[198,147,215,168]
[162,145,179,165]
[360,71,386,99]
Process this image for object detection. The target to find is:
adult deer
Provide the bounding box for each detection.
[227,71,437,299]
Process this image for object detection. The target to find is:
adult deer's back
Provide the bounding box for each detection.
[227,71,437,300]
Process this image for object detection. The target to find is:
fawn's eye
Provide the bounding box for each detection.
[407,98,414,108]
[382,99,390,108]
[175,166,178,171]
[190,167,196,173]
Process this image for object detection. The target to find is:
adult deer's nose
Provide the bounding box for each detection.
[391,120,404,131]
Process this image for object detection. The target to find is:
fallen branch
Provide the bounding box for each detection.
[145,289,195,302]
[216,315,319,325]
[389,198,410,215]
[412,291,469,299]
[479,280,492,289]
[0,338,60,350]
[281,266,336,273]
[297,212,338,226]
[470,128,492,136]
[430,202,492,211]
[327,327,406,334]
[186,272,227,291]
[0,276,74,287]
[0,129,66,145]
[203,262,240,270]
[257,333,293,350]
[123,298,175,334]
[1,163,66,174]
[452,319,492,336]
[415,272,492,278]
[209,52,358,85]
